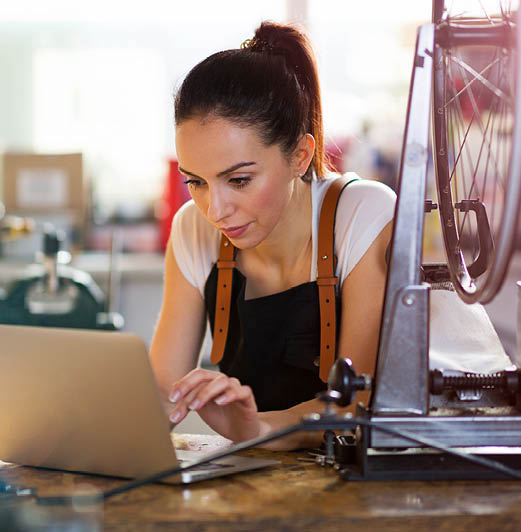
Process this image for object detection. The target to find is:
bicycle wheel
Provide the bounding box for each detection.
[432,0,521,303]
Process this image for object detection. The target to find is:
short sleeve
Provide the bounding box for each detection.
[170,200,221,295]
[334,179,396,285]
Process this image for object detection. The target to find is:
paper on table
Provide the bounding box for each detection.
[429,289,515,373]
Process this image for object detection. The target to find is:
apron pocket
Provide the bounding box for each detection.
[283,334,320,373]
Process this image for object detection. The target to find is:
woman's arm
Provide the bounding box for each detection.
[149,237,207,414]
[335,220,392,407]
[169,222,392,450]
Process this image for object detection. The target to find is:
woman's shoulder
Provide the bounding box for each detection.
[342,175,396,202]
[331,173,396,235]
[314,173,396,283]
[170,200,221,294]
[314,172,396,206]
[312,173,396,229]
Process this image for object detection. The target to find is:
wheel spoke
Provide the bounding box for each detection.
[447,56,471,238]
[445,43,509,265]
[463,48,502,200]
[460,78,498,239]
[478,0,496,24]
[457,54,505,186]
[460,49,507,255]
[447,58,478,187]
[450,55,512,106]
[490,93,504,237]
[443,57,501,109]
[479,87,502,203]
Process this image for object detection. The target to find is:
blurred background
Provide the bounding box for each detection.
[0,0,518,361]
[0,0,430,248]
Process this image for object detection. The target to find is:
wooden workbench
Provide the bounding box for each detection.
[2,432,521,532]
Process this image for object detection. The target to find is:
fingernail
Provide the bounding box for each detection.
[188,400,200,411]
[169,391,180,403]
[170,410,181,423]
[215,395,227,405]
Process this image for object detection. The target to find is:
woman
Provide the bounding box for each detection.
[150,21,396,450]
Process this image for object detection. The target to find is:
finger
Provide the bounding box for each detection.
[169,369,221,403]
[169,403,188,424]
[169,368,215,401]
[214,384,255,408]
[169,379,212,423]
[186,374,237,411]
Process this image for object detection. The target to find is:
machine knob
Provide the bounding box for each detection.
[43,228,64,256]
[327,358,371,407]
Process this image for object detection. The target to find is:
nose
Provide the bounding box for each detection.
[206,184,233,224]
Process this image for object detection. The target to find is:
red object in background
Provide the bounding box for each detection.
[157,159,191,251]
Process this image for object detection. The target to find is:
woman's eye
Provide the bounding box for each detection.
[229,176,250,188]
[183,179,205,189]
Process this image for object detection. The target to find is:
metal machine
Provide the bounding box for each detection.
[328,0,521,480]
[0,217,123,331]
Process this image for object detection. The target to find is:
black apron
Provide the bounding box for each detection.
[204,267,339,411]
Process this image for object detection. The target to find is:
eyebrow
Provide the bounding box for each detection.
[178,161,256,179]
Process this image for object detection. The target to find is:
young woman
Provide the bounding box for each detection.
[150,21,396,450]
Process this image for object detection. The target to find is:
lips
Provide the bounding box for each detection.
[220,223,250,238]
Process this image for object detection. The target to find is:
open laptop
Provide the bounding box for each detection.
[0,324,278,483]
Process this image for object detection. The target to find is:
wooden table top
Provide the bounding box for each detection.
[2,435,521,532]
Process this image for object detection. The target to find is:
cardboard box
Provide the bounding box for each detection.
[2,152,85,215]
[1,152,88,252]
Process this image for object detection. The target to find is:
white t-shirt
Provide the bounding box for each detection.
[171,174,396,295]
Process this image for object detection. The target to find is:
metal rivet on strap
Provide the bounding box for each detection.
[322,255,328,260]
[313,357,320,367]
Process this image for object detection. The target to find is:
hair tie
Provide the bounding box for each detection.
[240,36,279,55]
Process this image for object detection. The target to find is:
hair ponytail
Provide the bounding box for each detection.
[175,21,326,179]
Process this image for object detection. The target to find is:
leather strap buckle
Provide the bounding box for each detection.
[316,276,338,286]
[217,260,236,269]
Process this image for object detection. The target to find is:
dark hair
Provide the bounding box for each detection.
[174,21,326,179]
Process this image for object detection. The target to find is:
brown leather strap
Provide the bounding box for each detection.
[210,235,236,365]
[316,176,355,382]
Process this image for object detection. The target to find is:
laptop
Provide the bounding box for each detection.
[0,324,278,483]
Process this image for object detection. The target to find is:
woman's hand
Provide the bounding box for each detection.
[168,369,262,443]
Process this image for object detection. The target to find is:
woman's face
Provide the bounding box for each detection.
[175,116,301,249]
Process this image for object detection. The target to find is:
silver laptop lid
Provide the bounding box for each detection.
[0,325,179,479]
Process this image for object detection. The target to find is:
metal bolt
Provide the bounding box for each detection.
[322,255,328,260]
[402,294,415,306]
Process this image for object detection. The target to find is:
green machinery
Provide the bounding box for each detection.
[0,219,123,331]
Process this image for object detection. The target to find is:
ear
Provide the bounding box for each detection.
[292,133,315,177]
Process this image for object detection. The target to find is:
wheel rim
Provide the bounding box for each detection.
[432,0,520,303]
